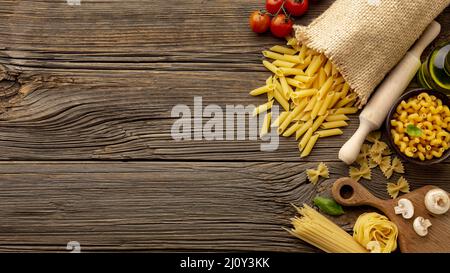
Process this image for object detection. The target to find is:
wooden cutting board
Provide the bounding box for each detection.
[331,177,450,253]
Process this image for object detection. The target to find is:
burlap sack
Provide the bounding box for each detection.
[294,0,449,106]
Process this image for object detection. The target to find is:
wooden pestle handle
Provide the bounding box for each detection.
[332,177,384,209]
[338,21,441,165]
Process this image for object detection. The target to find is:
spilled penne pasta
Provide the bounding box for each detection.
[249,37,360,158]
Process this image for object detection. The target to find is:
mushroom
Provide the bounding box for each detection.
[394,198,414,219]
[366,241,381,253]
[413,217,432,237]
[424,188,450,215]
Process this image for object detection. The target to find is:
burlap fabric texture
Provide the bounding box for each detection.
[294,0,449,106]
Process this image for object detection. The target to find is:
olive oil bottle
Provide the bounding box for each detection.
[417,41,450,95]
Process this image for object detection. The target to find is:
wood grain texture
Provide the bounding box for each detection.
[0,0,448,252]
[0,161,449,252]
[0,1,446,161]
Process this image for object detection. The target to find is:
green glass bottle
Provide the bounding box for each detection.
[417,42,450,95]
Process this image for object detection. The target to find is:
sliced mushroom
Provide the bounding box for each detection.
[394,198,414,219]
[366,241,381,253]
[413,217,432,237]
[424,188,450,215]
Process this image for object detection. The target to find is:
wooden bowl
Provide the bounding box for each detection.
[385,89,450,165]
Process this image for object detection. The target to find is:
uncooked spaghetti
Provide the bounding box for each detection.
[287,204,367,253]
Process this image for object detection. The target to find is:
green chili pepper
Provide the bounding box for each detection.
[313,196,344,216]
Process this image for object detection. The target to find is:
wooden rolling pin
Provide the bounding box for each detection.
[339,21,441,165]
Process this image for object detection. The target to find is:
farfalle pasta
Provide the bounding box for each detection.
[306,162,329,185]
[355,144,371,166]
[381,157,405,179]
[369,140,388,165]
[387,176,410,199]
[349,162,371,182]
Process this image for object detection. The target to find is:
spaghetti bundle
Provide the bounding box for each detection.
[288,204,367,253]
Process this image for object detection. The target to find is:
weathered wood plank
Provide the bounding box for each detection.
[0,0,333,70]
[0,161,448,252]
[0,1,448,162]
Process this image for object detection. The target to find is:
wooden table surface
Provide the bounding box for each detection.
[0,0,449,252]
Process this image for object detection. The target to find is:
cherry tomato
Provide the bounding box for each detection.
[270,14,294,38]
[266,0,284,15]
[285,0,309,17]
[249,11,271,34]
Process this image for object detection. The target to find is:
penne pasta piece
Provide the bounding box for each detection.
[333,76,345,87]
[293,75,313,83]
[324,60,332,76]
[273,60,296,68]
[299,44,307,60]
[318,67,327,87]
[340,82,350,98]
[326,114,349,122]
[335,93,357,109]
[330,91,343,109]
[316,128,343,138]
[312,73,321,89]
[266,75,273,86]
[320,120,348,129]
[283,122,303,137]
[267,90,274,101]
[331,63,339,76]
[304,95,318,112]
[299,128,314,151]
[280,67,306,76]
[250,84,273,96]
[279,76,292,99]
[318,92,334,116]
[286,78,304,89]
[282,54,303,64]
[300,111,312,121]
[292,110,305,121]
[311,98,323,119]
[312,115,328,132]
[270,45,298,55]
[305,55,323,76]
[271,111,289,127]
[263,50,289,61]
[301,134,320,158]
[260,112,272,137]
[278,99,308,134]
[286,36,297,47]
[294,88,318,99]
[263,60,282,76]
[253,100,274,117]
[296,120,313,140]
[333,107,359,115]
[273,87,290,111]
[333,83,344,92]
[295,54,312,70]
[318,77,334,99]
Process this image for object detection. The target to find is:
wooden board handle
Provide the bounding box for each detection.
[332,178,383,209]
